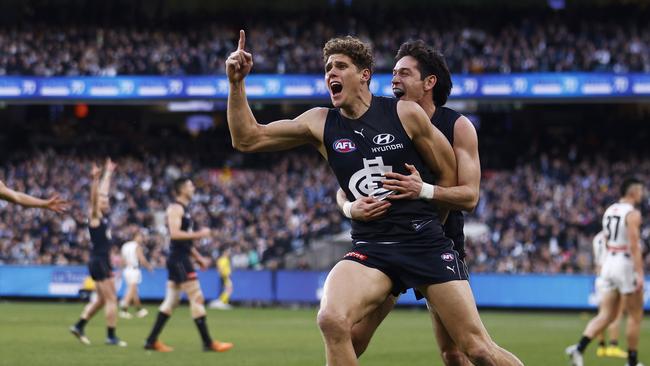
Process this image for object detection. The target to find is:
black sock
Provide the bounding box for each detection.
[194,316,212,346]
[609,339,618,346]
[107,327,116,339]
[146,312,170,345]
[75,318,87,331]
[598,340,606,347]
[628,350,638,366]
[577,336,591,353]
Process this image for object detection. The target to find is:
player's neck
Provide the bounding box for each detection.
[340,89,372,119]
[619,197,635,205]
[176,196,190,206]
[419,97,435,119]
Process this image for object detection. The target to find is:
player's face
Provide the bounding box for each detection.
[181,180,196,199]
[392,56,431,103]
[325,54,369,108]
[630,184,644,204]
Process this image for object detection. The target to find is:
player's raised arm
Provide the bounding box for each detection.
[89,163,102,220]
[0,180,69,213]
[166,204,210,241]
[627,210,644,292]
[226,30,325,153]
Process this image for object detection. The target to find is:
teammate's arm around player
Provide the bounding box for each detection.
[226,30,326,154]
[0,180,69,212]
[383,116,480,211]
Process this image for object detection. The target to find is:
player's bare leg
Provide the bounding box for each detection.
[70,292,105,345]
[350,294,396,357]
[604,298,627,358]
[119,283,137,319]
[318,260,393,366]
[180,280,233,352]
[624,289,643,366]
[430,311,471,366]
[566,290,620,365]
[95,279,126,346]
[420,281,523,366]
[145,281,180,352]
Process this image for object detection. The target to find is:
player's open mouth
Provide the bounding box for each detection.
[393,87,405,99]
[330,82,343,95]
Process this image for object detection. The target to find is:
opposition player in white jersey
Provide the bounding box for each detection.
[567,177,645,366]
[119,228,153,319]
[592,231,628,358]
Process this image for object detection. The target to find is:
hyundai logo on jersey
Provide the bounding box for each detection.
[373,133,395,145]
[333,138,357,153]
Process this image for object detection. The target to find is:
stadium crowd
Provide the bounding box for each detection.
[1,142,649,273]
[0,150,344,270]
[0,12,649,76]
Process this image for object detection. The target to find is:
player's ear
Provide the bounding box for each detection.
[424,75,437,92]
[360,68,371,85]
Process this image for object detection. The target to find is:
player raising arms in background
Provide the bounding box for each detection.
[567,177,646,366]
[119,227,153,319]
[69,159,126,347]
[144,177,234,353]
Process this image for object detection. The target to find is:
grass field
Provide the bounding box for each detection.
[0,302,648,366]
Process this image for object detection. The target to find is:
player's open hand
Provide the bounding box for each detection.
[383,163,424,200]
[351,196,391,222]
[43,194,70,213]
[198,256,211,270]
[635,272,644,293]
[226,30,253,83]
[198,227,212,238]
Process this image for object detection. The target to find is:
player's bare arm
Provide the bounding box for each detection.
[627,210,644,292]
[382,100,457,197]
[167,204,210,241]
[136,244,153,272]
[191,247,211,270]
[226,30,326,155]
[89,164,102,225]
[0,180,69,213]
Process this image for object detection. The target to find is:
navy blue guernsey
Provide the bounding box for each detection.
[170,202,193,258]
[89,217,112,258]
[431,106,466,259]
[324,95,447,245]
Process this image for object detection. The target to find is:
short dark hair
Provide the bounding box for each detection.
[395,40,452,107]
[621,176,643,196]
[173,177,191,195]
[323,36,374,85]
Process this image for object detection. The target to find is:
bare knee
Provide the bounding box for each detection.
[317,307,351,341]
[441,349,467,366]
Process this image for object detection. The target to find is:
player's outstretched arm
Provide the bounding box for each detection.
[166,204,211,241]
[627,210,644,292]
[98,158,116,198]
[226,30,325,153]
[136,244,154,271]
[89,163,102,221]
[0,180,69,213]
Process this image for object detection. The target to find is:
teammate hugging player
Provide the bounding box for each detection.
[144,177,233,353]
[70,159,126,347]
[226,30,522,366]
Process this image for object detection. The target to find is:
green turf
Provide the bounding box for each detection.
[0,302,648,366]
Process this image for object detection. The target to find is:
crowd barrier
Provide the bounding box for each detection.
[1,265,648,309]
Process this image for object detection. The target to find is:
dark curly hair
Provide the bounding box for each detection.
[323,36,374,85]
[396,40,452,106]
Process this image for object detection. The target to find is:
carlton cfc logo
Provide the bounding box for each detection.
[333,138,356,153]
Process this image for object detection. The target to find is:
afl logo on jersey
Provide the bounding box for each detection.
[333,139,356,153]
[441,253,455,262]
[373,133,395,145]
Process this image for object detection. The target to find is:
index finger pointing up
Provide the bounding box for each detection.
[238,29,246,50]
